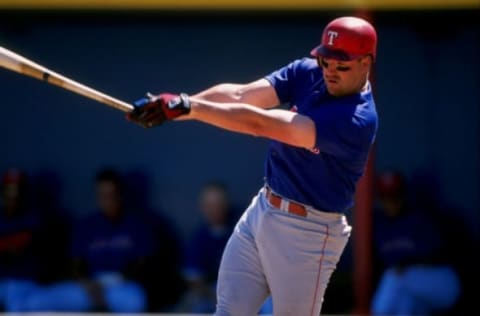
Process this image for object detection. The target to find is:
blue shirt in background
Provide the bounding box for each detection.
[373,209,444,268]
[71,211,156,277]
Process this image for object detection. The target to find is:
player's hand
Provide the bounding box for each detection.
[126,92,191,128]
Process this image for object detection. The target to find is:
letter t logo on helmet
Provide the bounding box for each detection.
[310,16,377,61]
[327,31,338,45]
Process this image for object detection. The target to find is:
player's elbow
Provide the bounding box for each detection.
[219,83,246,102]
[261,117,316,149]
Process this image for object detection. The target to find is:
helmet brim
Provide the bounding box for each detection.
[310,45,360,61]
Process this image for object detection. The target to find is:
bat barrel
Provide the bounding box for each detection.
[0,46,134,113]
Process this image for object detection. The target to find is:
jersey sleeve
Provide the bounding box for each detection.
[264,59,304,104]
[314,103,375,160]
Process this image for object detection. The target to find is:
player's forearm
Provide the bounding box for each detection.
[186,97,315,148]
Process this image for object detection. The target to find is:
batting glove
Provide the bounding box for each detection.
[127,92,191,128]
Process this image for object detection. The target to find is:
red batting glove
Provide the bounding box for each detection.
[126,93,191,128]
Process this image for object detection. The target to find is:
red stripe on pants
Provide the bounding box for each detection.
[310,225,330,316]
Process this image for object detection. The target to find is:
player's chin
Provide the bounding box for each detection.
[326,83,342,96]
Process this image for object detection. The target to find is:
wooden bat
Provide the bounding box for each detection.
[0,46,134,113]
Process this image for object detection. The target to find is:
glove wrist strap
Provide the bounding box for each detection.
[178,93,191,113]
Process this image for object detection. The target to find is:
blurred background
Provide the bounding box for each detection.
[0,0,478,315]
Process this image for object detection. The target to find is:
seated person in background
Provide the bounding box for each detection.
[177,181,236,313]
[32,170,72,284]
[122,169,186,312]
[370,170,461,316]
[137,209,185,312]
[10,168,156,313]
[0,169,45,311]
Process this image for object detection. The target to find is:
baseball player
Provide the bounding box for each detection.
[128,16,378,316]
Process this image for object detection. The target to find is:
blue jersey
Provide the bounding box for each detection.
[71,211,156,276]
[373,209,444,267]
[264,57,378,213]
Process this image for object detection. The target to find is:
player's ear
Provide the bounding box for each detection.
[359,55,372,71]
[361,56,371,67]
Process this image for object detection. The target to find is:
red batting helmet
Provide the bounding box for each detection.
[310,16,377,61]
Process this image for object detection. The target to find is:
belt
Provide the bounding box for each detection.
[265,187,308,217]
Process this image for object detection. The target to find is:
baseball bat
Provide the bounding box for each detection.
[0,46,134,113]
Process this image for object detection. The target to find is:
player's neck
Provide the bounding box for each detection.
[354,78,369,94]
[361,80,369,93]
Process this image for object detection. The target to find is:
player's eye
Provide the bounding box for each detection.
[320,58,351,72]
[336,65,351,72]
[319,58,329,69]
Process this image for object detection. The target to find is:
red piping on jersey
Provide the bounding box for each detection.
[310,225,330,316]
